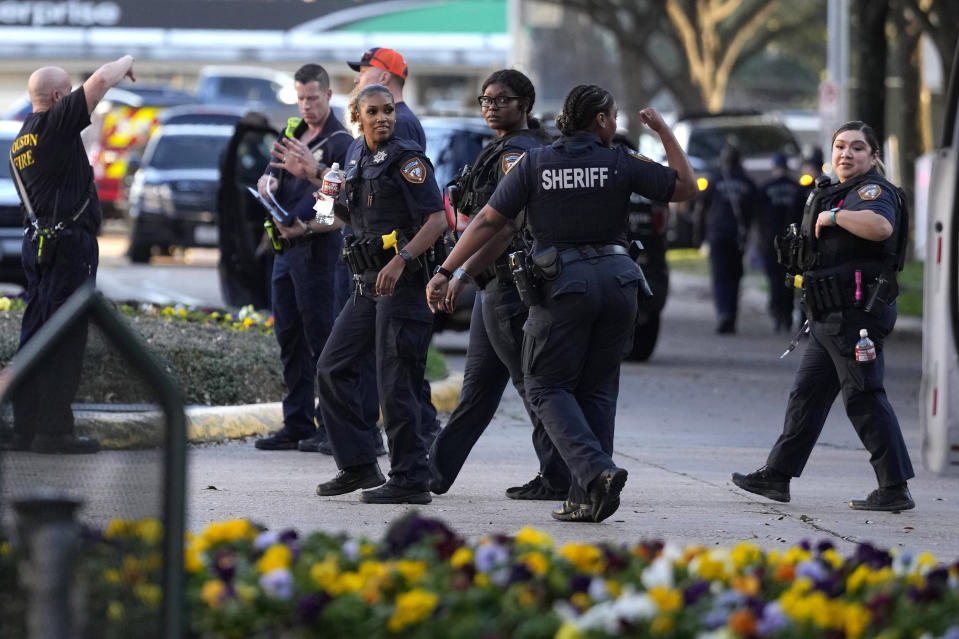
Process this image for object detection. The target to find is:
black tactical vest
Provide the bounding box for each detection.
[344,137,426,238]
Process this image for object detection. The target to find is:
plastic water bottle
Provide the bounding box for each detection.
[313,162,341,225]
[855,328,876,363]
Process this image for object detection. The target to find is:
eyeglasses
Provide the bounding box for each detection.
[477,95,520,108]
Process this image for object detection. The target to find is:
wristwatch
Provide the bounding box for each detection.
[829,207,840,225]
[433,265,453,279]
[303,222,314,237]
[398,248,414,264]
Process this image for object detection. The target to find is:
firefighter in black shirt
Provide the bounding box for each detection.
[5,55,135,454]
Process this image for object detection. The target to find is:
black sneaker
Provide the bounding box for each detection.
[551,501,594,522]
[731,466,791,503]
[360,481,432,504]
[505,475,568,501]
[316,465,385,496]
[255,431,302,450]
[29,434,101,454]
[849,484,915,512]
[589,467,628,522]
[298,434,333,455]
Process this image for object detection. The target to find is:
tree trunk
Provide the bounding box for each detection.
[850,0,890,142]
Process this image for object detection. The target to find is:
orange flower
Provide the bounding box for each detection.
[728,608,757,636]
[774,562,796,583]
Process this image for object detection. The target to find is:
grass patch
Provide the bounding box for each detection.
[666,248,709,277]
[897,261,923,317]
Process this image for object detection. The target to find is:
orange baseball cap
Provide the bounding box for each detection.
[347,47,408,80]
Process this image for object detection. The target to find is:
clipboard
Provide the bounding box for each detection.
[246,185,294,226]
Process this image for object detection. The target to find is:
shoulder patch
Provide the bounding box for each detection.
[400,157,427,184]
[502,151,525,175]
[627,149,654,162]
[857,183,882,200]
[312,148,324,163]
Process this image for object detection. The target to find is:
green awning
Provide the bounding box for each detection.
[337,0,506,34]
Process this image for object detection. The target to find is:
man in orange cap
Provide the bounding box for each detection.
[347,47,424,148]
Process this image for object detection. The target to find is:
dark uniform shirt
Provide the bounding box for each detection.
[701,166,758,243]
[815,168,898,266]
[760,173,804,257]
[10,86,100,230]
[274,116,352,222]
[344,137,443,238]
[488,131,676,248]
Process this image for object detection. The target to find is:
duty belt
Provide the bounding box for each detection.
[558,243,628,265]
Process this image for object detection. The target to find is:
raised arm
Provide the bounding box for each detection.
[83,55,136,114]
[639,107,696,202]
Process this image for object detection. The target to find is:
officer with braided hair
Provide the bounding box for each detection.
[427,69,570,500]
[427,85,696,522]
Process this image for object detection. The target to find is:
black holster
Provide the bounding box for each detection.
[508,250,543,307]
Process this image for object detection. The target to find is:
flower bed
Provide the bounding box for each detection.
[2,513,958,638]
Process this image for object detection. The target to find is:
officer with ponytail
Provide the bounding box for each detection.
[427,85,696,522]
[733,120,915,512]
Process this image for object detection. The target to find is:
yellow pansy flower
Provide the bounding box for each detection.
[651,615,675,635]
[730,542,762,570]
[107,601,124,620]
[648,585,682,613]
[521,551,549,575]
[135,583,162,607]
[200,579,226,609]
[394,559,428,584]
[450,546,473,568]
[256,544,292,573]
[555,621,585,639]
[387,588,438,632]
[559,543,604,574]
[515,526,554,549]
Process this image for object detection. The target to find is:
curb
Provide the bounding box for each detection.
[75,373,464,449]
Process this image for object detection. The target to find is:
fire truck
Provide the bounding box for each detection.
[86,85,196,218]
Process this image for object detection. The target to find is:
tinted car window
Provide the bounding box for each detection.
[147,135,228,170]
[687,124,799,159]
[423,125,493,188]
[0,137,11,178]
[162,113,244,126]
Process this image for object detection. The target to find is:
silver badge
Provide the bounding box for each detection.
[373,150,388,164]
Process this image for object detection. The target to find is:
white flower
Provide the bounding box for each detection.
[641,557,674,589]
[610,589,656,623]
[588,577,610,601]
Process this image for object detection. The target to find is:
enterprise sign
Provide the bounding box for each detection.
[0,1,121,26]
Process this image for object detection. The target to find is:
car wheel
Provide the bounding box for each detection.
[628,311,660,362]
[129,241,152,264]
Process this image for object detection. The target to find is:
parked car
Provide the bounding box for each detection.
[0,120,26,284]
[157,104,249,127]
[651,111,801,248]
[125,124,234,262]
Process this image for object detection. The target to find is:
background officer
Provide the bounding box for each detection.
[733,120,915,512]
[428,85,696,522]
[428,69,570,501]
[696,143,759,334]
[315,84,447,504]
[759,152,805,332]
[6,55,135,454]
[252,63,352,453]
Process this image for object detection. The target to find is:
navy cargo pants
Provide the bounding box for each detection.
[318,277,434,490]
[767,302,914,487]
[521,254,641,504]
[14,227,97,439]
[429,280,570,493]
[271,231,340,440]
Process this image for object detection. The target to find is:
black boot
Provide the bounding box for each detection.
[731,466,791,503]
[849,484,915,512]
[315,464,385,496]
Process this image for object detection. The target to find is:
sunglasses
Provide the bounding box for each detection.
[477,95,521,108]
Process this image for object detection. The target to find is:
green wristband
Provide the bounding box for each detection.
[830,207,840,225]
